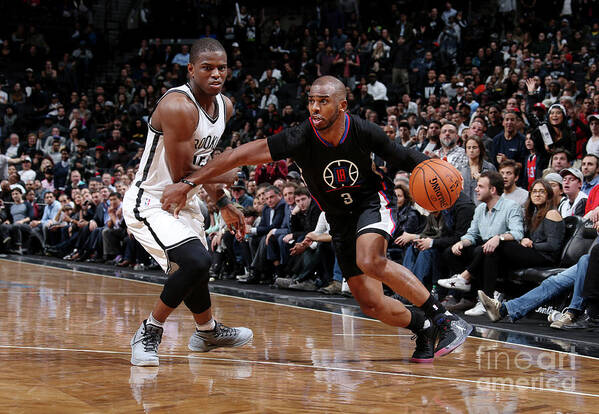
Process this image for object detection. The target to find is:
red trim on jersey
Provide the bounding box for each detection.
[311,195,323,211]
[309,113,349,147]
[325,185,361,192]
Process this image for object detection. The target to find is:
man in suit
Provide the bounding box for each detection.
[242,185,287,284]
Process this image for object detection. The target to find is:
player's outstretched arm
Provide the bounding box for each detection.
[160,138,274,214]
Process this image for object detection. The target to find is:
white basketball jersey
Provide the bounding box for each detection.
[132,83,226,199]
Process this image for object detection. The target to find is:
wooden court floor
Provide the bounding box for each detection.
[1,260,598,413]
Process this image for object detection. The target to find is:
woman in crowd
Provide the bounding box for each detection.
[526,79,575,166]
[459,136,496,205]
[388,183,423,262]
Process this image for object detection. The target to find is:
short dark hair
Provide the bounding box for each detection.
[243,206,259,218]
[582,153,599,165]
[190,38,226,63]
[498,159,521,177]
[294,186,311,198]
[109,191,122,200]
[480,171,504,195]
[552,147,573,161]
[265,185,281,195]
[283,181,298,191]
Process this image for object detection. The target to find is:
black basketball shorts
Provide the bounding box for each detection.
[327,192,396,279]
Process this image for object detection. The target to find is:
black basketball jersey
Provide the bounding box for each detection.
[267,113,428,215]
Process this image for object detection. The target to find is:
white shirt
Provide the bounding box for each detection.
[586,136,599,157]
[502,187,529,207]
[259,93,279,109]
[19,169,36,182]
[558,191,588,217]
[366,81,388,101]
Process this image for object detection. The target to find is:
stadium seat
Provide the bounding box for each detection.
[505,216,597,285]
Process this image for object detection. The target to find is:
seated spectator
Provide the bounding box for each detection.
[526,79,575,164]
[70,140,95,179]
[5,133,20,158]
[46,137,63,164]
[439,171,524,315]
[490,110,527,170]
[542,148,572,177]
[544,172,565,207]
[581,154,599,195]
[18,157,36,183]
[242,185,286,284]
[30,190,62,251]
[275,186,323,290]
[558,167,587,217]
[459,136,496,206]
[65,169,86,196]
[433,122,468,169]
[388,183,423,262]
[402,192,475,291]
[63,187,109,261]
[586,114,599,157]
[499,159,529,207]
[53,148,71,191]
[0,187,33,254]
[523,132,545,190]
[101,192,126,263]
[478,236,597,328]
[230,179,253,208]
[495,179,565,270]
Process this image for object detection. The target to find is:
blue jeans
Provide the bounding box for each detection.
[505,254,589,320]
[403,245,441,284]
[333,258,343,282]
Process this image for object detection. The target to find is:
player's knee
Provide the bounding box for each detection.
[355,252,386,276]
[169,239,211,273]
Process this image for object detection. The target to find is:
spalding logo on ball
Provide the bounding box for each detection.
[409,159,463,211]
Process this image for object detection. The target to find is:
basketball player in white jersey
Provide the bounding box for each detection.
[124,38,252,366]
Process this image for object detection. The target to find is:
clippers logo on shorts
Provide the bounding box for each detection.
[323,159,359,189]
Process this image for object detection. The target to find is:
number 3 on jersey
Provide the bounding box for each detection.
[340,192,353,205]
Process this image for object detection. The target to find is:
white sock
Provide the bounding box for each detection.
[196,318,216,331]
[147,313,164,328]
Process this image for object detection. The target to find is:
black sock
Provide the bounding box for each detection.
[499,303,507,318]
[418,294,447,321]
[407,307,426,333]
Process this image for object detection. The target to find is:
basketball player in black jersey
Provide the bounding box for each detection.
[161,76,472,362]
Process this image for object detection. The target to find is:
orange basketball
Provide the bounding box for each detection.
[409,158,463,211]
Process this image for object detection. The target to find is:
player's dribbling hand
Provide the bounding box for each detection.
[161,182,190,218]
[221,203,246,241]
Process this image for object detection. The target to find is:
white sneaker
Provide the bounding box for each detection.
[464,300,486,316]
[130,320,163,366]
[438,274,471,292]
[547,310,563,323]
[494,291,504,302]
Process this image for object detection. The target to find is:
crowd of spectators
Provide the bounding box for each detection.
[1,1,599,328]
